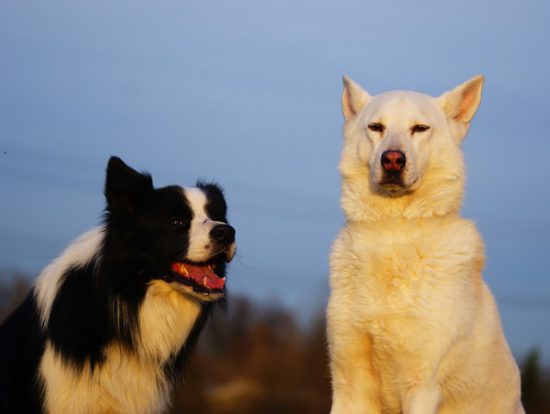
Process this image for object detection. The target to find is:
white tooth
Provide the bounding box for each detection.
[203,292,210,296]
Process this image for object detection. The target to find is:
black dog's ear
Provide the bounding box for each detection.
[105,156,153,213]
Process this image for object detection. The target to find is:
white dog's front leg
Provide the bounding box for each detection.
[330,366,381,414]
[328,331,381,414]
[402,383,442,414]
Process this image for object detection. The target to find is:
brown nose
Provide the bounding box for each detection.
[381,150,406,171]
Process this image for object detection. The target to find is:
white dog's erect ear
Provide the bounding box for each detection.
[342,75,371,121]
[438,75,484,124]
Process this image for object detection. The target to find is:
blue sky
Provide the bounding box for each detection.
[1,0,549,362]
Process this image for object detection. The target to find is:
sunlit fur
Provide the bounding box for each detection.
[0,157,235,413]
[38,282,202,414]
[327,76,524,414]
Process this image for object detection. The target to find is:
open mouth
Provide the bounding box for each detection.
[171,261,225,295]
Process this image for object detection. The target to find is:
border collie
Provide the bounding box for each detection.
[0,156,236,413]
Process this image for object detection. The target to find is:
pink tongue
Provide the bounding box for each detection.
[171,263,225,290]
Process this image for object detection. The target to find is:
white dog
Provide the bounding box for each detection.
[327,75,524,414]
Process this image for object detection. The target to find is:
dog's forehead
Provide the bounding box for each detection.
[183,187,208,217]
[364,91,443,123]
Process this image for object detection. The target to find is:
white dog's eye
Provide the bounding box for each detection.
[368,123,385,133]
[411,124,430,134]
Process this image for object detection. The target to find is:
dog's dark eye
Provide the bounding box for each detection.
[411,124,430,134]
[368,123,385,133]
[171,218,185,226]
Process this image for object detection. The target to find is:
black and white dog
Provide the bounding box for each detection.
[0,157,236,413]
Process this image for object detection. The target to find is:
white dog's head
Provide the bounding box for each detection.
[339,75,484,222]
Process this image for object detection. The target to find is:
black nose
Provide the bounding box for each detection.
[210,224,236,244]
[381,150,406,172]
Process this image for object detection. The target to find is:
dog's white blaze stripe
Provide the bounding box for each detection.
[184,187,209,222]
[184,187,225,262]
[34,227,104,328]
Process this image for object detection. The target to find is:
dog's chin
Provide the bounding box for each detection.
[170,282,224,302]
[376,175,419,197]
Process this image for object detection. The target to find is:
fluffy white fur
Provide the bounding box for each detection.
[327,75,524,414]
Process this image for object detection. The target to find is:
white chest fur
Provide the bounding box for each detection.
[329,216,485,362]
[40,280,202,414]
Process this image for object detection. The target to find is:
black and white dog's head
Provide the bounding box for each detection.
[104,156,236,302]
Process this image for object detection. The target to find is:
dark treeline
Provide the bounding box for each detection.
[1,270,548,413]
[172,297,331,413]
